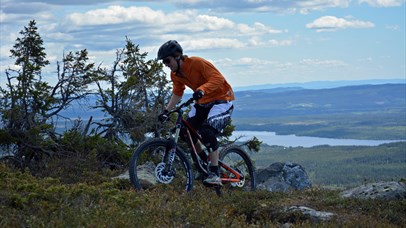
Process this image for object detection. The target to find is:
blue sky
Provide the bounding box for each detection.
[0,0,405,87]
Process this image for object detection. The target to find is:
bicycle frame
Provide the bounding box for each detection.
[166,98,243,184]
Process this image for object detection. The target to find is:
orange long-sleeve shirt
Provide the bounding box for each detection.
[171,56,234,104]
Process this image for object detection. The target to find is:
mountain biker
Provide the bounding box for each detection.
[157,40,235,187]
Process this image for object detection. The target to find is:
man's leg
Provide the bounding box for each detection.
[194,141,208,161]
[209,150,219,167]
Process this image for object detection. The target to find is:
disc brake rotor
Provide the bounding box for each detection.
[155,162,175,184]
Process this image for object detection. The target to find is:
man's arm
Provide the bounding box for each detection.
[196,59,224,95]
[165,93,182,111]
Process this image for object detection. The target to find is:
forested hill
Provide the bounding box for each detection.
[233,83,406,118]
[232,83,406,139]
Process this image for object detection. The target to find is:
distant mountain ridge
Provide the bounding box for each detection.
[233,78,405,91]
[233,83,406,117]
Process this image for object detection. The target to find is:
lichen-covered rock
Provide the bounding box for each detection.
[340,181,406,200]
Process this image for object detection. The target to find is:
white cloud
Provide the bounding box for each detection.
[306,16,375,32]
[46,32,74,41]
[196,15,234,30]
[358,0,405,7]
[66,5,168,26]
[237,22,284,35]
[248,37,294,47]
[181,38,245,50]
[61,5,286,52]
[0,10,26,23]
[172,0,352,13]
[385,25,400,30]
[65,5,281,37]
[300,59,347,67]
[215,57,293,70]
[297,0,351,14]
[268,39,294,47]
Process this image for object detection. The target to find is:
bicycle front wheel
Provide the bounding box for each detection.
[219,145,256,191]
[129,138,194,192]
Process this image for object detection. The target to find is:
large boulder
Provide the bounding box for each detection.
[340,181,406,200]
[256,162,311,192]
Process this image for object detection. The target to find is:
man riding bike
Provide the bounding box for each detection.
[157,40,234,186]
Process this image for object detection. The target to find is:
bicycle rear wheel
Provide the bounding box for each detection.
[219,145,256,191]
[129,138,193,192]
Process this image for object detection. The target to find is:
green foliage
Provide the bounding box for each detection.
[10,20,49,76]
[1,21,166,179]
[1,20,50,131]
[39,130,131,184]
[0,129,16,145]
[245,136,262,152]
[0,20,97,174]
[1,165,405,227]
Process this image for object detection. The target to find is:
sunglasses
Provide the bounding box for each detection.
[162,57,171,64]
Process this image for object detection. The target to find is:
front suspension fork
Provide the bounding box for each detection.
[164,126,181,173]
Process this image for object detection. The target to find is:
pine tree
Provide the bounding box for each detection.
[0,20,95,170]
[93,37,171,144]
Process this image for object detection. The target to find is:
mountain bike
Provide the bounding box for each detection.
[128,97,256,192]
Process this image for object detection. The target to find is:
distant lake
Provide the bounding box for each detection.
[231,131,404,147]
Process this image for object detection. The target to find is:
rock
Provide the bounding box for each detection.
[113,170,130,179]
[284,206,335,222]
[340,181,406,200]
[113,162,157,187]
[256,162,311,192]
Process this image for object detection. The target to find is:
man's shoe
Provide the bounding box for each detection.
[203,173,223,187]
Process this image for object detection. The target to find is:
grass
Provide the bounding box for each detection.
[1,164,405,227]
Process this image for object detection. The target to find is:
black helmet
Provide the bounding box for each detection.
[157,40,183,60]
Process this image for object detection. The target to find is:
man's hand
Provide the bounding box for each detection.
[193,90,204,101]
[158,110,169,122]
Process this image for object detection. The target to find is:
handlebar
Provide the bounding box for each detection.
[158,97,197,123]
